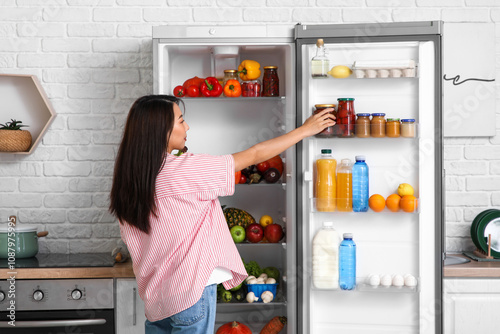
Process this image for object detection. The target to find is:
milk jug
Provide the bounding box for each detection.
[312,221,340,289]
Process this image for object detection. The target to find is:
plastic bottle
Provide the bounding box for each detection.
[315,149,337,212]
[311,39,329,78]
[339,233,356,290]
[352,156,369,212]
[336,159,352,212]
[312,221,340,289]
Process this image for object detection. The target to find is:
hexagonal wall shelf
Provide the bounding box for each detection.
[0,74,56,154]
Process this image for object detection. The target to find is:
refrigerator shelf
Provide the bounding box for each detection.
[309,198,420,214]
[217,299,287,310]
[236,242,286,249]
[180,96,286,101]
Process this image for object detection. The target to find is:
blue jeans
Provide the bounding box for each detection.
[145,284,217,334]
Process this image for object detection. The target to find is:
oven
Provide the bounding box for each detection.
[0,278,114,334]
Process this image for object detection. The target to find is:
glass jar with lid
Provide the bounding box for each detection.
[223,69,239,88]
[386,118,401,138]
[241,79,261,97]
[313,104,337,137]
[337,98,356,137]
[355,113,370,138]
[262,66,279,97]
[370,113,386,137]
[401,119,416,138]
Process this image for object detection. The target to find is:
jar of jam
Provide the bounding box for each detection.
[337,98,356,137]
[386,118,401,137]
[262,66,279,97]
[223,69,239,88]
[241,79,261,97]
[401,119,416,138]
[355,113,370,138]
[370,113,386,137]
[314,104,337,137]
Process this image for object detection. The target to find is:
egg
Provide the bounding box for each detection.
[405,274,417,287]
[380,274,392,287]
[369,274,380,287]
[392,274,404,287]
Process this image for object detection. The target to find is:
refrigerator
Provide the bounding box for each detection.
[153,21,443,334]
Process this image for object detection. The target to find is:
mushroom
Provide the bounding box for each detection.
[245,275,256,282]
[246,278,258,285]
[246,292,259,303]
[260,290,274,303]
[259,273,268,280]
[265,278,277,284]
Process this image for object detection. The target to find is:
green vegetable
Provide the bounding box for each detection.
[242,258,262,277]
[217,283,225,298]
[230,282,243,292]
[233,289,246,302]
[263,266,280,281]
[221,290,232,303]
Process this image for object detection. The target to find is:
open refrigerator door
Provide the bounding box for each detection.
[153,25,297,333]
[295,22,443,334]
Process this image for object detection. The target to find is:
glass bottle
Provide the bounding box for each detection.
[337,98,356,137]
[311,39,329,78]
[339,233,356,290]
[262,66,279,97]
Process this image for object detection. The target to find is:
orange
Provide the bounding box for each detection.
[400,195,417,213]
[369,194,385,212]
[386,194,401,212]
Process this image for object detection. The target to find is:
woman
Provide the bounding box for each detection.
[109,95,335,334]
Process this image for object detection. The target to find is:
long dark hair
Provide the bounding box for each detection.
[109,95,184,234]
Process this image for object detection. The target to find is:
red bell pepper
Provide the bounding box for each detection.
[200,77,223,97]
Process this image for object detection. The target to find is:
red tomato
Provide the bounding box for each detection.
[186,85,199,97]
[256,161,270,174]
[239,174,247,184]
[173,85,185,97]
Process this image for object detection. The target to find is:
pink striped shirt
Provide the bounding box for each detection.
[119,153,248,322]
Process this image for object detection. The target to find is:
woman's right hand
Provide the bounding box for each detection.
[300,108,336,137]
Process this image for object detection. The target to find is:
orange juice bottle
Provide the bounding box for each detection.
[336,159,353,212]
[315,149,337,212]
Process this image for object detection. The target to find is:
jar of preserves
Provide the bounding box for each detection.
[370,113,386,138]
[355,113,370,138]
[337,98,356,137]
[223,69,239,88]
[241,79,261,97]
[386,118,401,138]
[314,104,337,137]
[262,66,279,97]
[401,119,416,138]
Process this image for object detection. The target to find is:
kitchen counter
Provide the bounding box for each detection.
[444,253,500,278]
[0,260,134,279]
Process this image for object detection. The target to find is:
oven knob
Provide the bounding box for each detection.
[33,290,44,301]
[0,291,4,302]
[71,289,82,300]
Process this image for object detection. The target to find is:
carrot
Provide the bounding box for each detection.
[260,316,287,334]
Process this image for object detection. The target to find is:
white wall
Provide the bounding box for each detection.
[0,0,497,254]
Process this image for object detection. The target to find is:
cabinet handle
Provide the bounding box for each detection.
[133,287,137,326]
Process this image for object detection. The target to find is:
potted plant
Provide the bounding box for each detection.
[0,119,32,152]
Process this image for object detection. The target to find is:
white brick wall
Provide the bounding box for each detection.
[0,2,498,254]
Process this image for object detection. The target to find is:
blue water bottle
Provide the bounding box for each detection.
[339,233,356,290]
[352,155,369,212]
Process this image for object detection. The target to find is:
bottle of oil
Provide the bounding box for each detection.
[311,39,329,78]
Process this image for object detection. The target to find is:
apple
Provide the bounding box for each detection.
[230,225,245,244]
[245,223,264,243]
[264,224,284,243]
[256,161,270,174]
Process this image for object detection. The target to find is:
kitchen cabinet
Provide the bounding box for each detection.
[115,278,146,334]
[0,74,56,154]
[444,278,500,334]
